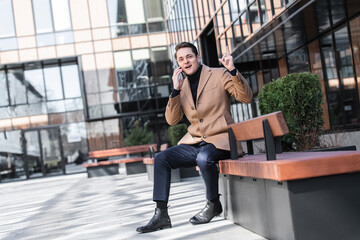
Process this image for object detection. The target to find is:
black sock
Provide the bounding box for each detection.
[210,195,220,204]
[156,200,167,209]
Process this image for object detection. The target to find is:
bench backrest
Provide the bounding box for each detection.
[228,111,289,161]
[89,143,157,159]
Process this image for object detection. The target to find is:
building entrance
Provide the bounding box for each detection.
[22,127,65,179]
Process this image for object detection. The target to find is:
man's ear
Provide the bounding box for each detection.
[197,55,201,63]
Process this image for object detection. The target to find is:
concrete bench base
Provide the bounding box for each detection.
[87,164,119,178]
[219,172,360,240]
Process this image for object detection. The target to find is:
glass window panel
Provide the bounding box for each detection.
[51,0,72,31]
[33,0,53,34]
[148,22,165,33]
[0,37,18,51]
[12,105,29,117]
[114,51,133,71]
[315,0,330,33]
[110,25,129,38]
[101,91,116,104]
[86,121,105,151]
[29,102,47,115]
[36,33,56,47]
[61,65,81,99]
[133,60,150,86]
[64,98,83,111]
[241,12,250,38]
[102,104,118,117]
[108,0,127,24]
[287,46,310,73]
[250,1,260,32]
[129,24,147,35]
[0,71,9,106]
[331,1,346,26]
[0,106,11,119]
[24,69,45,104]
[334,26,358,124]
[44,67,63,100]
[238,0,247,12]
[125,0,145,24]
[0,0,16,38]
[47,100,65,113]
[144,0,163,20]
[55,31,74,45]
[117,71,133,89]
[132,49,150,60]
[8,69,27,105]
[88,105,103,119]
[259,0,268,24]
[0,130,22,154]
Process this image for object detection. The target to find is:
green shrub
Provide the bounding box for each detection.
[258,72,324,151]
[168,123,187,146]
[123,124,154,147]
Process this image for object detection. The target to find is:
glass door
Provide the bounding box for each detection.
[22,126,65,178]
[23,130,44,179]
[40,127,65,176]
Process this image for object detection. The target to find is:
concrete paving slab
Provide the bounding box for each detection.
[0,173,266,240]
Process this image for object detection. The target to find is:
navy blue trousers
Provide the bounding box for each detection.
[153,141,230,202]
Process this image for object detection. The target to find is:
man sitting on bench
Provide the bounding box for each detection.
[136,42,253,233]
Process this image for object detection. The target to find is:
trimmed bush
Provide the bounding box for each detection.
[123,124,154,147]
[168,123,187,146]
[258,72,324,151]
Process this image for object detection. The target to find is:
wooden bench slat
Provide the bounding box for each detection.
[89,144,157,159]
[83,157,146,167]
[219,151,360,181]
[229,111,289,141]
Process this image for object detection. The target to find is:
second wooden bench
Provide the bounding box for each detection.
[83,143,157,178]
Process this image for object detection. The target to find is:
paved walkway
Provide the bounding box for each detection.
[0,173,266,240]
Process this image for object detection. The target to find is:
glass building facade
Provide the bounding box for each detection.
[1,0,360,182]
[0,0,171,182]
[165,0,360,129]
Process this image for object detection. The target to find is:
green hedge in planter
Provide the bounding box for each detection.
[168,123,187,146]
[258,72,324,151]
[123,124,154,147]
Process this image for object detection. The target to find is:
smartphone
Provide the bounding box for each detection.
[176,64,186,80]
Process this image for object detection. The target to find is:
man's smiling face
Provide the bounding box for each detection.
[176,47,201,76]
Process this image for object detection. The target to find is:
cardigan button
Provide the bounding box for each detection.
[203,136,206,139]
[200,119,203,123]
[191,106,194,110]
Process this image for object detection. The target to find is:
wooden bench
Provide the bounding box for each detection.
[83,143,157,178]
[143,143,199,182]
[218,111,360,240]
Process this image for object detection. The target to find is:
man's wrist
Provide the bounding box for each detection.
[171,88,181,98]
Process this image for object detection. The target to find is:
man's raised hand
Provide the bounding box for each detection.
[218,46,235,71]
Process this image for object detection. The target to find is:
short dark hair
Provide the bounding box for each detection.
[174,42,198,59]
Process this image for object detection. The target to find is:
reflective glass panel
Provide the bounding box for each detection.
[36,33,56,47]
[238,0,247,12]
[0,71,9,106]
[0,0,16,38]
[0,37,17,51]
[55,31,74,45]
[33,0,53,34]
[44,67,63,100]
[334,26,358,124]
[61,65,81,99]
[125,0,145,24]
[51,0,72,31]
[24,69,46,104]
[114,51,133,71]
[108,0,127,24]
[8,69,27,105]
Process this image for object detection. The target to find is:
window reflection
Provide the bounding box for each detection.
[44,67,63,100]
[25,69,45,104]
[33,0,54,34]
[61,65,81,98]
[51,0,72,31]
[0,0,16,38]
[0,71,9,106]
[8,69,26,105]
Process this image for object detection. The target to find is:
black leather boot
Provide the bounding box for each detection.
[189,200,222,224]
[136,208,172,233]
